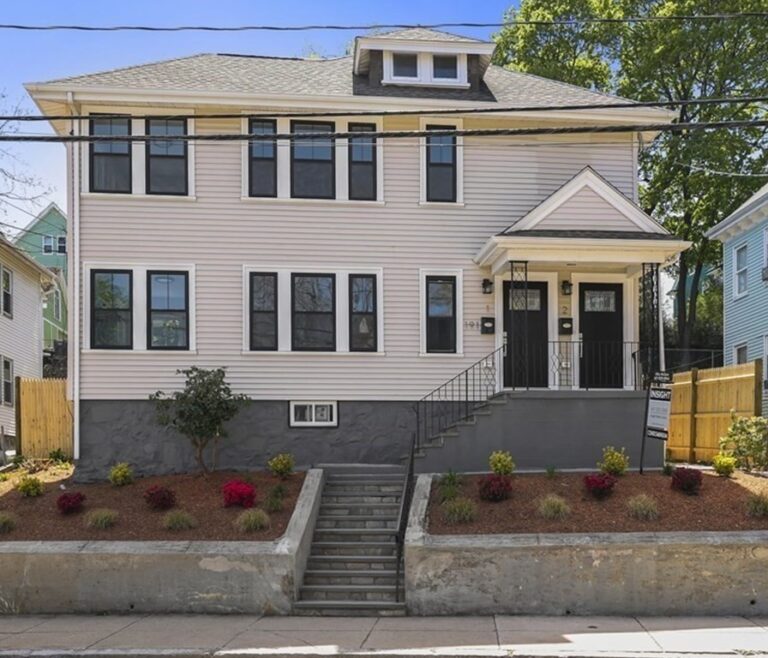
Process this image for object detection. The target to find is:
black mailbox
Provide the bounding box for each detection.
[480,317,495,334]
[558,317,574,335]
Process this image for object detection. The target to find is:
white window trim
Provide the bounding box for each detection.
[289,400,338,428]
[1,265,12,318]
[734,342,749,365]
[82,262,197,352]
[42,235,54,254]
[733,243,748,299]
[1,356,13,407]
[240,116,384,203]
[383,51,469,88]
[419,117,464,205]
[241,265,384,354]
[57,235,67,254]
[419,268,464,357]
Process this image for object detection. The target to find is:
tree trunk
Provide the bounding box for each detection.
[195,440,210,475]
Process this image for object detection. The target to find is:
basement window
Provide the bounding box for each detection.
[289,401,338,427]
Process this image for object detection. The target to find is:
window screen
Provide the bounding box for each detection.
[348,123,376,201]
[426,125,456,202]
[249,119,277,197]
[146,118,187,195]
[291,122,335,199]
[90,116,131,193]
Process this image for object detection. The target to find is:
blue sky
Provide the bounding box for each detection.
[0,0,515,233]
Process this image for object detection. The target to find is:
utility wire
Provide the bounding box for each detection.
[0,14,767,31]
[3,119,768,143]
[5,95,768,123]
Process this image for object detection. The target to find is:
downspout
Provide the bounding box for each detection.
[68,91,81,460]
[658,264,666,373]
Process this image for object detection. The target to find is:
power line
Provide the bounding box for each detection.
[0,219,52,238]
[6,95,768,123]
[3,119,768,143]
[1,14,767,31]
[669,161,768,177]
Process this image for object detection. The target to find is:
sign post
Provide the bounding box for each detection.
[639,372,672,474]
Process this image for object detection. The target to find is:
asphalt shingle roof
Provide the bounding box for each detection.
[363,27,485,42]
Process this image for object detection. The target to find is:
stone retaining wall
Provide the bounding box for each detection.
[405,474,768,616]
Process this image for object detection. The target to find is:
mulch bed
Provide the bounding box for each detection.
[428,471,768,535]
[0,468,305,541]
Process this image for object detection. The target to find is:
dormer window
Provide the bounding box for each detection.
[392,53,418,79]
[433,55,458,80]
[382,51,469,88]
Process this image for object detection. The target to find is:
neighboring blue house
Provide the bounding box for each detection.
[707,182,768,414]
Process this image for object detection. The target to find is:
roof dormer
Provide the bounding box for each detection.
[353,28,496,90]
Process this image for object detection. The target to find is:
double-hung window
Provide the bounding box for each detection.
[1,266,12,318]
[90,115,132,193]
[425,275,457,353]
[348,123,377,201]
[249,119,277,198]
[147,271,189,350]
[735,343,748,365]
[349,274,377,352]
[1,357,12,407]
[291,121,335,199]
[57,236,67,254]
[425,125,457,202]
[292,273,335,351]
[43,236,54,254]
[250,272,278,351]
[146,118,188,195]
[735,244,748,297]
[91,270,132,349]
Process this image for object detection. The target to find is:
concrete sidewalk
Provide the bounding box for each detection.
[1,614,768,657]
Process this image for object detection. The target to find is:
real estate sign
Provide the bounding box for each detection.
[646,386,672,440]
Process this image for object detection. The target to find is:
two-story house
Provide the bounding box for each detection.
[26,29,689,479]
[707,182,768,414]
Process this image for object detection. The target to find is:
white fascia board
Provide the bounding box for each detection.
[354,37,495,73]
[706,204,768,242]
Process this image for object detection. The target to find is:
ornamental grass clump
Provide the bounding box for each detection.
[144,485,176,510]
[109,462,134,487]
[671,467,703,495]
[478,474,512,502]
[263,484,286,513]
[162,510,198,531]
[438,470,462,502]
[267,453,295,479]
[537,494,570,520]
[583,473,617,499]
[85,508,118,530]
[598,446,629,476]
[56,491,86,515]
[234,508,271,533]
[489,450,515,476]
[712,453,737,478]
[442,497,476,525]
[0,513,16,534]
[626,494,659,521]
[16,476,43,497]
[746,493,768,518]
[222,480,257,508]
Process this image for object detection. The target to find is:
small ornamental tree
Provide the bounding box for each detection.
[150,367,250,474]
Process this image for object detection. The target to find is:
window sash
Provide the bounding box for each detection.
[291,273,336,351]
[426,275,456,353]
[735,343,748,365]
[147,271,189,350]
[290,401,338,427]
[43,236,54,254]
[433,54,458,79]
[392,53,418,78]
[2,357,12,407]
[1,267,12,318]
[57,236,67,254]
[146,118,188,196]
[89,116,132,193]
[291,121,335,199]
[348,123,377,201]
[735,245,748,295]
[349,274,377,352]
[250,272,278,351]
[249,119,277,198]
[426,125,457,202]
[91,269,133,349]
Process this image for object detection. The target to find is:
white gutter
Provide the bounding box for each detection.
[68,91,81,461]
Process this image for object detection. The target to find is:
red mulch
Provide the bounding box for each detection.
[0,469,305,541]
[429,471,768,535]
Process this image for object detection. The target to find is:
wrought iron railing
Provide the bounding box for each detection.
[394,432,416,603]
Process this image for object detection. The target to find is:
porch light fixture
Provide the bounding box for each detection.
[482,278,494,295]
[561,280,573,296]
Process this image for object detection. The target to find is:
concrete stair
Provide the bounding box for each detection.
[294,464,406,616]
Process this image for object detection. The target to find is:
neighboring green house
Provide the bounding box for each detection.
[13,203,68,352]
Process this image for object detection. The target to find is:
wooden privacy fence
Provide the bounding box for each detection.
[667,360,763,463]
[15,377,72,459]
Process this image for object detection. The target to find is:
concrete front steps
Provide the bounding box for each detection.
[294,464,406,617]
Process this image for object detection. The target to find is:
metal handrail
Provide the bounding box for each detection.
[394,432,416,603]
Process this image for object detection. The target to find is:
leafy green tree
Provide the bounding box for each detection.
[151,367,250,474]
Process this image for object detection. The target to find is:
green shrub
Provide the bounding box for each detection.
[662,463,675,476]
[442,497,476,525]
[720,415,768,472]
[85,508,118,530]
[0,513,16,534]
[489,450,515,476]
[0,473,9,483]
[109,462,133,487]
[438,471,462,502]
[267,453,295,479]
[16,476,43,497]
[162,510,198,531]
[11,454,24,466]
[48,448,70,463]
[712,453,737,477]
[537,494,570,520]
[234,508,271,533]
[598,446,629,476]
[746,493,768,518]
[263,484,286,513]
[627,494,659,521]
[546,465,557,479]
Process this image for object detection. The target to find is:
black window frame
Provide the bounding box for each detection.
[145,117,189,196]
[425,124,457,203]
[348,123,377,201]
[146,270,190,351]
[57,236,67,254]
[425,275,457,354]
[291,272,336,352]
[248,119,278,198]
[249,271,278,351]
[90,269,133,350]
[89,114,132,194]
[290,120,336,200]
[349,274,378,353]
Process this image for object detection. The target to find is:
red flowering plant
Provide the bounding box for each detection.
[222,480,256,508]
[583,473,617,499]
[144,485,176,510]
[478,474,513,502]
[57,491,86,514]
[671,467,703,495]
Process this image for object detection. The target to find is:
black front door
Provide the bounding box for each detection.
[579,283,623,389]
[503,281,548,388]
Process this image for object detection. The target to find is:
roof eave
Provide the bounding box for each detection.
[706,195,768,241]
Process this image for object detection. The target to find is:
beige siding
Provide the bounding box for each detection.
[77,116,637,401]
[0,253,44,435]
[536,186,640,231]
